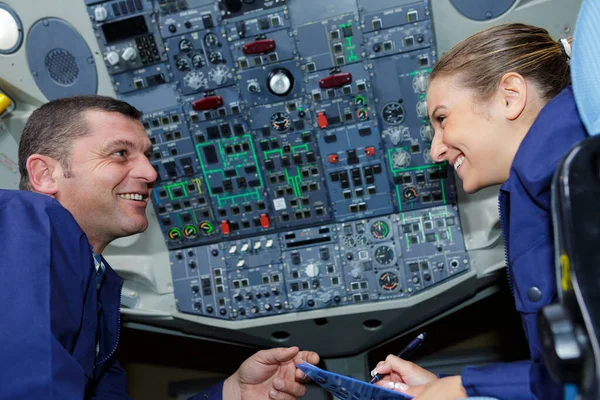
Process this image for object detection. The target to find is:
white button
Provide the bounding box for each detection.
[241,243,249,252]
[237,259,245,267]
[0,8,20,52]
[121,47,137,62]
[94,6,108,22]
[266,239,273,248]
[254,242,261,250]
[229,246,237,254]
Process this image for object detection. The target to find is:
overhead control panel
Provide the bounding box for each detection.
[83,0,469,321]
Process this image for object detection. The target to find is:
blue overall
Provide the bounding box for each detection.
[0,190,223,399]
[461,87,588,399]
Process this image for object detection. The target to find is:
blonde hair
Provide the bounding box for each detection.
[431,23,572,102]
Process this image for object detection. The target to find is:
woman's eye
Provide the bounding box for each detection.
[436,116,446,125]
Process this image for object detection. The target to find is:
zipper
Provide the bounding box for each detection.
[97,277,124,366]
[498,191,514,295]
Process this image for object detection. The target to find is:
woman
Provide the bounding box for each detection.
[371,24,585,400]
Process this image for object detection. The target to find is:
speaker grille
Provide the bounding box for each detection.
[45,48,79,86]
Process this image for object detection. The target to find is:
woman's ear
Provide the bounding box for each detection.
[498,72,528,121]
[26,154,61,196]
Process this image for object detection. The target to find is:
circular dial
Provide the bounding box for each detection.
[379,271,399,291]
[204,32,219,48]
[370,220,390,240]
[179,38,193,52]
[402,187,418,201]
[208,50,223,64]
[382,102,405,125]
[344,236,356,247]
[191,54,205,68]
[175,57,190,71]
[270,111,291,132]
[356,235,368,246]
[374,245,395,265]
[267,68,295,96]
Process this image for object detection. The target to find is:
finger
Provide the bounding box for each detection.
[273,376,307,398]
[294,367,308,382]
[258,347,300,364]
[268,389,297,400]
[294,350,320,365]
[370,361,386,377]
[379,381,425,397]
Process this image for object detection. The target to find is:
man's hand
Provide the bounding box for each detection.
[223,347,320,400]
[372,355,466,399]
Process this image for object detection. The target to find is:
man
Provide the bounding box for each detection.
[0,95,319,399]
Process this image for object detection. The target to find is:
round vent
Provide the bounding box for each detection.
[45,48,80,86]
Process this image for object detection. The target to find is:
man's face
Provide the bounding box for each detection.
[54,110,157,248]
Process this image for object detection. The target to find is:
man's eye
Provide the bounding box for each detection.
[114,150,127,157]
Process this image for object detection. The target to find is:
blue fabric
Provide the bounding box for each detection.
[0,189,225,399]
[572,0,600,135]
[462,87,588,399]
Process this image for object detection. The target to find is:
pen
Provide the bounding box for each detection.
[369,332,427,384]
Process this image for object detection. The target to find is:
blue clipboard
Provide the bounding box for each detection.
[297,361,413,400]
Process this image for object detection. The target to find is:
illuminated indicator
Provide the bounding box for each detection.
[370,220,389,239]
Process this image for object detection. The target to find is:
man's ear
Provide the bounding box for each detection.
[26,154,61,196]
[498,72,528,121]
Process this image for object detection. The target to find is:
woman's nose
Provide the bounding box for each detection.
[430,130,448,162]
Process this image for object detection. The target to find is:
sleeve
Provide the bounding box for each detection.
[89,359,132,399]
[0,194,90,399]
[187,381,224,400]
[462,361,532,400]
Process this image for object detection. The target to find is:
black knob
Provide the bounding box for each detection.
[224,0,243,12]
[274,302,282,309]
[206,306,214,313]
[194,301,202,310]
[265,303,272,311]
[373,43,381,52]
[298,110,306,118]
[234,294,243,302]
[272,288,280,296]
[264,291,270,298]
[334,295,341,303]
[168,24,177,33]
[256,292,262,299]
[251,306,259,314]
[192,285,199,294]
[307,299,315,307]
[188,250,194,256]
[424,273,431,281]
[189,261,196,269]
[346,253,353,260]
[245,293,253,300]
[211,249,219,257]
[219,308,227,315]
[239,308,246,315]
[176,252,183,260]
[184,21,192,29]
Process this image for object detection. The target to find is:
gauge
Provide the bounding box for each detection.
[183,71,206,91]
[356,108,368,120]
[270,111,291,132]
[267,68,294,96]
[402,187,418,201]
[370,220,389,240]
[356,235,368,246]
[382,102,405,125]
[343,236,356,247]
[191,54,205,68]
[379,271,399,291]
[374,245,395,265]
[204,32,219,48]
[175,57,190,72]
[208,50,223,64]
[179,38,193,52]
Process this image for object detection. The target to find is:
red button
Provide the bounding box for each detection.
[242,39,276,55]
[317,112,328,129]
[328,154,339,163]
[260,213,270,228]
[192,96,224,111]
[319,72,353,89]
[220,220,230,235]
[365,146,375,156]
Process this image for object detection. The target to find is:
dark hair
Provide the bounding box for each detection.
[18,95,142,190]
[430,23,573,103]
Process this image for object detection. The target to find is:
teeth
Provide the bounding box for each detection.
[454,155,465,170]
[119,193,144,201]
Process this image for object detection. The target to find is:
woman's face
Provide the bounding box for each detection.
[427,75,511,193]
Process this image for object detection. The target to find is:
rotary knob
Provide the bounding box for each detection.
[94,6,108,22]
[416,100,429,118]
[421,124,434,141]
[412,74,428,93]
[105,51,120,66]
[121,47,137,62]
[291,297,304,309]
[351,268,362,279]
[319,293,332,304]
